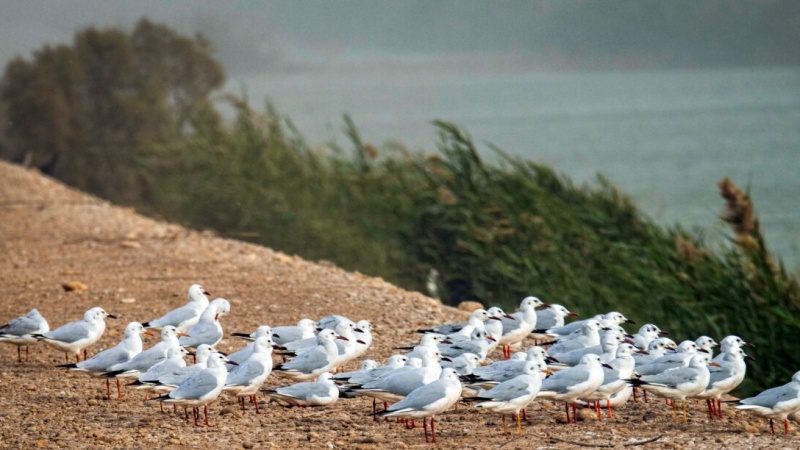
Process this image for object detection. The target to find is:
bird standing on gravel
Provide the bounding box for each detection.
[470,360,548,435]
[34,307,115,362]
[537,354,609,424]
[142,284,210,331]
[224,336,274,413]
[263,372,340,407]
[58,322,152,399]
[733,370,800,435]
[150,352,237,427]
[178,298,231,350]
[0,308,50,362]
[374,367,463,443]
[498,296,549,359]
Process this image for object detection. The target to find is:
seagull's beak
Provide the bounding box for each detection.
[708,362,721,367]
[178,332,190,337]
[487,337,497,342]
[744,342,755,348]
[441,357,452,362]
[543,369,554,376]
[226,360,239,366]
[602,363,613,369]
[546,356,559,364]
[272,333,281,338]
[698,349,709,354]
[489,316,502,321]
[214,313,220,321]
[354,329,364,333]
[541,303,551,308]
[567,312,579,317]
[659,330,669,335]
[357,340,366,345]
[186,351,195,356]
[441,339,453,345]
[143,329,154,336]
[107,314,117,319]
[745,354,756,362]
[203,290,210,296]
[636,350,650,355]
[336,336,349,341]
[504,314,516,320]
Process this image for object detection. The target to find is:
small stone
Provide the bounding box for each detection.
[242,442,255,449]
[219,406,243,418]
[120,297,136,304]
[120,241,141,249]
[743,424,760,433]
[168,438,180,445]
[577,408,597,422]
[390,442,408,449]
[87,399,98,406]
[307,432,319,441]
[617,426,630,433]
[62,281,88,292]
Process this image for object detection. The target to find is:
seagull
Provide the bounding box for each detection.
[484,307,510,355]
[351,320,373,360]
[34,307,115,362]
[468,347,552,386]
[273,329,343,381]
[633,337,677,366]
[470,360,547,434]
[635,340,703,376]
[438,329,494,362]
[58,322,151,399]
[349,347,442,404]
[537,354,609,424]
[263,372,340,407]
[154,344,219,389]
[712,335,754,364]
[142,284,210,331]
[629,324,668,350]
[149,352,237,427]
[374,368,463,443]
[339,355,409,386]
[0,308,50,362]
[626,354,715,422]
[549,330,624,366]
[530,304,578,343]
[580,343,641,420]
[734,370,800,435]
[395,333,449,360]
[127,346,190,395]
[417,309,491,336]
[441,353,481,376]
[546,320,604,355]
[270,319,317,346]
[178,298,231,350]
[228,326,275,368]
[694,336,718,358]
[316,315,353,332]
[697,347,752,418]
[103,325,185,379]
[224,336,274,413]
[498,297,549,359]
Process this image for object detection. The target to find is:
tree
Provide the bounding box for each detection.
[0,18,225,205]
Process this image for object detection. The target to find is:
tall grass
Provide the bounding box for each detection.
[145,98,800,395]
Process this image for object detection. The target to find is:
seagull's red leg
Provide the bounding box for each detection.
[116,379,123,400]
[643,390,648,402]
[431,416,436,443]
[784,419,789,435]
[564,402,570,423]
[160,402,164,414]
[573,402,578,424]
[423,417,429,443]
[522,408,527,421]
[17,346,21,363]
[25,346,29,362]
[770,418,775,435]
[633,387,638,402]
[253,395,260,414]
[595,400,602,421]
[607,399,613,419]
[239,396,245,412]
[716,398,723,418]
[705,399,713,418]
[204,404,214,427]
[106,379,111,400]
[194,407,201,427]
[84,349,88,361]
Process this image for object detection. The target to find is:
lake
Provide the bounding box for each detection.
[229,58,800,268]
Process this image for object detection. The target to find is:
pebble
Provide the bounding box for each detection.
[87,399,98,406]
[242,442,255,449]
[169,438,180,445]
[743,424,760,434]
[120,297,136,304]
[307,432,319,441]
[62,281,88,292]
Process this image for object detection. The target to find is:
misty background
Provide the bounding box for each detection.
[2,0,799,265]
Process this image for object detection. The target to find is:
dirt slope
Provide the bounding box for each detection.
[0,161,792,449]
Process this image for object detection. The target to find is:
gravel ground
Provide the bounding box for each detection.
[0,160,796,449]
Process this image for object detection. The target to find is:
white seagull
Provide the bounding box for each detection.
[0,308,50,362]
[142,284,210,331]
[34,307,115,362]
